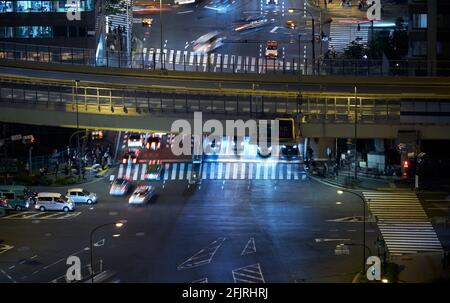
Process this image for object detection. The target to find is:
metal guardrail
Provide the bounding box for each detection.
[1,41,450,77]
[0,76,407,124]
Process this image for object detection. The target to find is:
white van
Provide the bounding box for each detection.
[35,192,75,212]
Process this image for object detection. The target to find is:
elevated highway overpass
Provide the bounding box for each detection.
[0,61,450,140]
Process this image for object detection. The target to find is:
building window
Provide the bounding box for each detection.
[0,1,13,12]
[412,13,427,29]
[0,26,13,38]
[412,40,427,56]
[0,0,93,13]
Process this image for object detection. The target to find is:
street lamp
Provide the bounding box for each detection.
[74,80,81,180]
[288,8,315,74]
[337,189,367,272]
[89,220,126,283]
[160,0,164,69]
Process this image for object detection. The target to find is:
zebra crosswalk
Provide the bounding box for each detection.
[1,211,81,220]
[363,192,443,255]
[136,48,298,73]
[329,21,369,53]
[115,161,307,181]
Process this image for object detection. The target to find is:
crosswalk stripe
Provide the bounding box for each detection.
[202,54,208,66]
[294,170,299,180]
[271,163,276,179]
[118,165,124,178]
[163,163,170,180]
[156,48,160,62]
[250,57,256,72]
[176,50,181,64]
[279,164,284,180]
[240,163,246,179]
[255,163,261,180]
[186,163,192,180]
[125,165,132,179]
[263,164,269,180]
[189,52,194,65]
[210,163,216,179]
[179,163,185,180]
[140,164,147,180]
[217,162,223,179]
[232,163,239,179]
[216,54,221,68]
[133,165,139,181]
[171,163,178,180]
[202,163,208,179]
[236,56,242,71]
[287,164,292,179]
[225,163,231,179]
[168,49,175,63]
[248,163,253,179]
[223,54,228,68]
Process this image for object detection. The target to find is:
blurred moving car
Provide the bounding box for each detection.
[235,18,271,32]
[128,133,143,149]
[281,144,299,157]
[128,185,155,205]
[146,136,161,151]
[66,188,97,204]
[145,160,163,180]
[35,192,74,212]
[109,178,131,196]
[123,149,139,164]
[142,18,153,27]
[265,40,278,58]
[286,20,297,29]
[193,31,224,54]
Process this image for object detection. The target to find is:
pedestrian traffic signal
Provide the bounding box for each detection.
[22,135,35,144]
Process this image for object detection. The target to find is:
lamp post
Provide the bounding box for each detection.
[90,221,125,283]
[74,80,81,180]
[354,85,358,182]
[288,8,315,74]
[337,189,366,272]
[160,0,164,69]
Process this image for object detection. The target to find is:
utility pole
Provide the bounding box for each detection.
[75,80,81,181]
[354,85,358,182]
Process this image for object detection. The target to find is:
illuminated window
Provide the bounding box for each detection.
[0,1,13,12]
[412,13,427,29]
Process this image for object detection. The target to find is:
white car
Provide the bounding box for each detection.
[66,188,97,204]
[109,178,131,196]
[128,185,155,205]
[35,192,74,212]
[127,133,143,149]
[193,31,224,54]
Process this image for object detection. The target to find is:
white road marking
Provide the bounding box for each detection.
[176,50,181,64]
[232,263,265,283]
[186,163,192,180]
[210,162,216,179]
[171,163,178,180]
[263,164,269,179]
[179,163,185,180]
[0,269,16,283]
[240,163,246,179]
[202,163,208,179]
[189,52,195,65]
[287,164,292,179]
[278,164,284,179]
[225,163,231,179]
[217,162,223,179]
[133,165,139,181]
[232,163,239,179]
[241,237,256,255]
[223,54,228,68]
[163,163,170,180]
[248,163,253,179]
[271,163,276,179]
[117,164,123,178]
[125,165,132,179]
[141,164,147,180]
[191,277,208,283]
[255,163,261,179]
[178,238,226,270]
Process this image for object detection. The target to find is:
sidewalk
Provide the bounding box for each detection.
[393,252,450,283]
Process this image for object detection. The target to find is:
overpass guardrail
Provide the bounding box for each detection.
[1,41,450,77]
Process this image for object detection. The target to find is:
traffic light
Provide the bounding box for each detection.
[22,135,35,144]
[403,160,409,169]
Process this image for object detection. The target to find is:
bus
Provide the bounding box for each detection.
[0,185,31,211]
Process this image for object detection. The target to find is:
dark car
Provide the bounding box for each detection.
[281,144,299,157]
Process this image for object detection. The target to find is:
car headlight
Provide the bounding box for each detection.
[282,145,287,148]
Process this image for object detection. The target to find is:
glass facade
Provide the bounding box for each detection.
[0,25,88,38]
[0,0,94,13]
[412,13,427,29]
